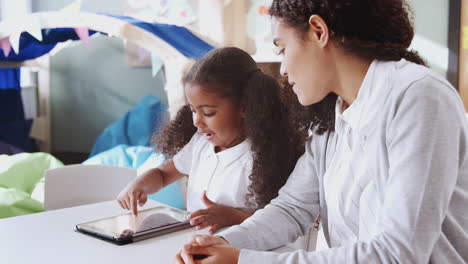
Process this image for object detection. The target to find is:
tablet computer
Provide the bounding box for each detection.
[76,206,191,245]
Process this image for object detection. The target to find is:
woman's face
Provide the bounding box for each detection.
[272,17,335,106]
[185,82,245,151]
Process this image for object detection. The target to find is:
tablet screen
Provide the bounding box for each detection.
[77,206,189,239]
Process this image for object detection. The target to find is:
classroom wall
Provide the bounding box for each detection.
[32,0,122,15]
[32,0,167,154]
[49,36,167,153]
[410,0,450,79]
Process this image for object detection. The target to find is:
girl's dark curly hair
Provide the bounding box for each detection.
[270,0,427,135]
[155,47,306,209]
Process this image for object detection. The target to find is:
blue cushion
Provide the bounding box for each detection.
[85,144,154,168]
[89,95,165,157]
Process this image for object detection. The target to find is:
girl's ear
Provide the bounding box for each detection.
[307,14,330,48]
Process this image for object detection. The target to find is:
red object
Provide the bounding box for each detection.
[258,5,269,16]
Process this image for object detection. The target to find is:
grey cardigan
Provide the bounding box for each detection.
[219,60,468,263]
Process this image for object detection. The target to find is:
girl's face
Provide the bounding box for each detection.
[185,82,245,152]
[272,17,335,106]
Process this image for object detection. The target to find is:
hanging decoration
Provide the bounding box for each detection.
[74,27,92,49]
[151,53,163,76]
[0,38,12,57]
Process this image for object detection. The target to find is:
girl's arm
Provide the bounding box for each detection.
[117,159,185,215]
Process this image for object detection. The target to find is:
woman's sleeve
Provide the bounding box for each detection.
[172,133,200,175]
[229,76,468,263]
[218,137,321,251]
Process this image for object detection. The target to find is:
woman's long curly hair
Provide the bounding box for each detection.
[155,47,306,209]
[270,0,427,135]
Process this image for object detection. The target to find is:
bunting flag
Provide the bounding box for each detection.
[0,13,214,63]
[9,31,21,55]
[24,16,43,42]
[74,27,92,49]
[0,38,12,57]
[6,15,43,56]
[151,53,163,76]
[138,46,150,63]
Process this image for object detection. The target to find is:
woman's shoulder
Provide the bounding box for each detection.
[376,59,467,134]
[371,59,462,119]
[383,59,457,99]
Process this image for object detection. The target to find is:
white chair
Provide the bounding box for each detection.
[44,164,136,210]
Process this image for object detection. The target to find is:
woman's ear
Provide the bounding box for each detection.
[307,14,330,48]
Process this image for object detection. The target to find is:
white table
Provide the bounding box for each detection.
[1,200,295,264]
[1,201,210,264]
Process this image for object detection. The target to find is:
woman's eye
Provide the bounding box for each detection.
[274,48,285,56]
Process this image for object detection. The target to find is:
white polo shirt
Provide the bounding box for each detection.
[173,132,253,212]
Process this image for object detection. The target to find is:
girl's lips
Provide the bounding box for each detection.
[204,132,215,140]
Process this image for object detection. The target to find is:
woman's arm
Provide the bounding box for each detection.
[218,138,322,251]
[219,77,468,263]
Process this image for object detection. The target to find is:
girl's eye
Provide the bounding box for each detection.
[203,112,216,117]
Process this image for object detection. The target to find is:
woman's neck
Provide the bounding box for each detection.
[331,50,373,108]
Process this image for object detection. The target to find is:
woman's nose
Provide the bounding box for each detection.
[280,62,287,77]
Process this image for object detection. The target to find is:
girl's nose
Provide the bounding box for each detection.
[193,113,205,128]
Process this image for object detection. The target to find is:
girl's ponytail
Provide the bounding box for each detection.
[242,70,304,209]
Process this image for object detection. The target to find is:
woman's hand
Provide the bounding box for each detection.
[175,245,240,264]
[174,235,238,264]
[188,191,252,234]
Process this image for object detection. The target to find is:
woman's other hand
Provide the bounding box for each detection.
[174,235,238,264]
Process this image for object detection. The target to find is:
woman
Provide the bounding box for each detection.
[175,0,468,263]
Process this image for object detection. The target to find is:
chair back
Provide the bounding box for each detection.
[44,164,136,210]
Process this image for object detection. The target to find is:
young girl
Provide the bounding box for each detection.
[117,47,305,234]
[176,0,468,263]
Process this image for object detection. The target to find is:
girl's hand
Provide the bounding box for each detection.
[188,191,252,234]
[117,162,183,216]
[117,179,149,216]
